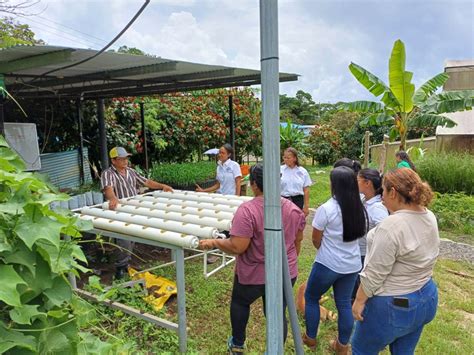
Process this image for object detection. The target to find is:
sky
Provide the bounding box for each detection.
[11,0,474,103]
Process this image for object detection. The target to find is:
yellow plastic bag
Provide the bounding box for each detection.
[129,268,177,311]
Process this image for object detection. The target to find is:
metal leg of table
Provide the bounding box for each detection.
[175,248,187,353]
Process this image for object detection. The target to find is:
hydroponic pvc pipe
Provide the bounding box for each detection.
[134,196,238,213]
[78,214,199,248]
[155,190,253,202]
[81,207,221,239]
[121,199,234,220]
[151,191,243,207]
[102,202,232,231]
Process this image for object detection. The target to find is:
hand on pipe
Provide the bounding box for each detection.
[162,184,173,192]
[108,198,119,210]
[195,184,204,192]
[199,239,215,250]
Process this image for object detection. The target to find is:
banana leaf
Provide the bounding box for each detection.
[340,101,384,113]
[409,113,457,128]
[413,73,450,104]
[388,40,415,113]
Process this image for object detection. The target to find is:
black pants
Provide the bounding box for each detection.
[283,195,304,210]
[230,274,297,346]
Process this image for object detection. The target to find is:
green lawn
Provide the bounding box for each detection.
[83,164,473,353]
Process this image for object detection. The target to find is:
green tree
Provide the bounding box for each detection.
[343,39,474,150]
[280,90,319,124]
[0,17,43,48]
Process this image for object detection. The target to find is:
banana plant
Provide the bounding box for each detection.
[342,39,474,150]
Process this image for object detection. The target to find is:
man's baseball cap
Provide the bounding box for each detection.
[109,147,132,159]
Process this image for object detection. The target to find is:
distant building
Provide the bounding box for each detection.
[436,60,474,153]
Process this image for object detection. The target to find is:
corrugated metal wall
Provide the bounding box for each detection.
[39,148,92,190]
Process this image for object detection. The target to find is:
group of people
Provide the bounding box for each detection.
[100,144,437,354]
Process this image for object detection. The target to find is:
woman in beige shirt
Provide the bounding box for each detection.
[351,168,439,355]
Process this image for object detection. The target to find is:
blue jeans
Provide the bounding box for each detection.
[304,262,358,344]
[351,278,438,355]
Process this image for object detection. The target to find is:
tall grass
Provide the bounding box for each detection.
[417,152,474,194]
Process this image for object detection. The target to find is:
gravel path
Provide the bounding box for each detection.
[439,238,474,263]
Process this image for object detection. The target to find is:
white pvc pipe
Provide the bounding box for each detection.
[158,189,253,202]
[151,191,243,207]
[102,202,232,231]
[133,196,238,213]
[120,199,234,220]
[81,207,220,239]
[78,214,199,248]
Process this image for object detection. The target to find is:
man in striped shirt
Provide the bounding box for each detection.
[100,146,173,279]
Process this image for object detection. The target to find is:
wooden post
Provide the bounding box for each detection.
[379,134,390,173]
[363,131,371,168]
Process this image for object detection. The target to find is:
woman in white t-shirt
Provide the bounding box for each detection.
[352,168,389,301]
[302,166,368,354]
[280,147,312,216]
[196,144,242,195]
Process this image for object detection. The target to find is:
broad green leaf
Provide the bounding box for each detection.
[0,265,27,306]
[14,215,62,250]
[424,90,474,113]
[19,257,54,303]
[0,229,12,252]
[39,329,71,354]
[35,192,70,207]
[409,114,457,128]
[0,325,36,353]
[43,276,72,306]
[78,332,114,355]
[4,242,37,275]
[389,126,399,141]
[47,309,69,318]
[9,304,47,325]
[340,101,384,113]
[389,40,415,113]
[413,73,450,104]
[360,113,394,127]
[349,62,390,97]
[0,147,26,171]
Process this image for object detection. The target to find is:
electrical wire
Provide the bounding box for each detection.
[17,16,105,48]
[36,0,151,78]
[17,14,107,48]
[35,14,108,43]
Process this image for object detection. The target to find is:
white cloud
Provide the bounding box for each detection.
[12,0,473,103]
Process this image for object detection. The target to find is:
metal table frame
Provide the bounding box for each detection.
[71,228,188,353]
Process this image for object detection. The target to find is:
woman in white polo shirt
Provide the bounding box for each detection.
[196,143,242,195]
[302,166,368,354]
[280,147,312,216]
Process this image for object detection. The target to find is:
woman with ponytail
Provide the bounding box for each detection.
[302,166,367,353]
[352,168,439,355]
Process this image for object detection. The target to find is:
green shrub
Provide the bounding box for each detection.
[431,193,474,235]
[417,152,474,194]
[150,161,216,186]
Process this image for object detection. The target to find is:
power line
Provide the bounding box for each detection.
[34,14,108,44]
[18,16,105,48]
[37,0,151,78]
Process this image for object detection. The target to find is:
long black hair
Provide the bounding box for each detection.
[331,166,367,242]
[395,151,416,171]
[358,168,383,196]
[222,143,234,159]
[333,158,362,174]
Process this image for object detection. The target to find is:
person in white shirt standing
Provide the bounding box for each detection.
[302,166,368,354]
[280,147,312,216]
[196,143,242,196]
[353,168,389,302]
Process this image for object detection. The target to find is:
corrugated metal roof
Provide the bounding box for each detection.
[1,45,298,99]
